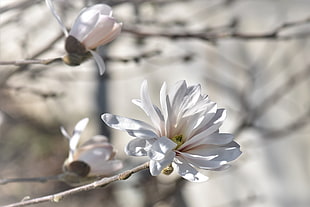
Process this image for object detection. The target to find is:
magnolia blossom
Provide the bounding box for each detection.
[60,118,122,184]
[102,80,241,182]
[46,0,122,75]
[68,4,122,51]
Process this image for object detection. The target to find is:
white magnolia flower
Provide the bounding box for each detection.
[102,80,241,182]
[60,118,123,182]
[46,0,122,75]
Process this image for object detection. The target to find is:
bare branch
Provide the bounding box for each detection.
[2,162,149,207]
[0,57,62,66]
[253,66,310,120]
[255,108,310,138]
[123,16,310,41]
[0,175,59,185]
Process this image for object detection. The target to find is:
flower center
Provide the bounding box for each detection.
[171,134,185,149]
[162,164,174,175]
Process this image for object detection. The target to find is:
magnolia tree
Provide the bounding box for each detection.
[0,0,310,207]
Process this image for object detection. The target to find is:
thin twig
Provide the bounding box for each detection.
[0,58,62,66]
[2,162,149,207]
[255,108,310,138]
[0,175,59,185]
[253,66,310,120]
[123,16,310,41]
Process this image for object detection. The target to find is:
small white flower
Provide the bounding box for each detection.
[46,0,122,75]
[69,4,122,51]
[102,80,241,182]
[61,118,123,180]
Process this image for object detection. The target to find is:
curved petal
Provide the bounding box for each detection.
[89,4,112,16]
[69,4,112,41]
[76,144,113,162]
[138,80,163,131]
[159,82,173,136]
[60,126,71,140]
[70,10,99,41]
[178,84,201,114]
[181,132,234,151]
[94,22,122,46]
[185,102,217,138]
[189,141,241,159]
[125,138,155,156]
[181,109,226,149]
[179,142,242,169]
[82,16,115,48]
[70,118,89,151]
[177,152,226,170]
[173,157,209,182]
[148,137,177,161]
[132,99,164,122]
[102,113,158,139]
[90,50,105,75]
[45,0,69,37]
[88,160,123,176]
[169,80,187,111]
[149,151,175,176]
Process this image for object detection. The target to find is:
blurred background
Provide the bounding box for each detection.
[0,0,310,206]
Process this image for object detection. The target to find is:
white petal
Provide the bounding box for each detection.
[181,133,234,151]
[82,16,115,48]
[125,138,154,156]
[74,118,89,132]
[102,113,158,139]
[149,151,175,176]
[173,157,209,182]
[169,80,187,111]
[89,4,112,16]
[159,83,174,136]
[177,152,226,170]
[70,118,89,151]
[88,160,123,176]
[94,22,122,46]
[81,135,108,146]
[45,0,69,37]
[181,109,226,149]
[139,80,163,130]
[148,137,177,160]
[179,84,201,113]
[69,9,99,41]
[132,99,164,122]
[76,144,113,162]
[185,102,217,137]
[60,126,71,139]
[90,50,106,75]
[179,142,242,169]
[69,4,112,41]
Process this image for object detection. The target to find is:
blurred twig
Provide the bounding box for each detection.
[253,66,310,120]
[1,85,64,99]
[0,175,59,185]
[123,16,310,41]
[0,0,42,13]
[0,58,62,66]
[256,107,310,138]
[2,162,149,207]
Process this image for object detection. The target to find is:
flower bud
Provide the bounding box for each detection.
[46,0,122,75]
[60,118,123,185]
[68,4,122,51]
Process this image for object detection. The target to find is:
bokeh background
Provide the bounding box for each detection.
[0,0,310,206]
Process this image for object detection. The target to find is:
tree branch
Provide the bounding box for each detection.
[0,175,59,185]
[123,16,310,41]
[2,162,149,207]
[0,57,62,66]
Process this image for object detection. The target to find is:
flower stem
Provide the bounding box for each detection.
[2,162,149,207]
